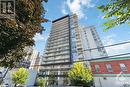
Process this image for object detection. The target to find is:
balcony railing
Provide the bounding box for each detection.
[44,52,70,57]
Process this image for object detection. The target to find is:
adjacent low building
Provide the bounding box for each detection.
[90,56,130,87]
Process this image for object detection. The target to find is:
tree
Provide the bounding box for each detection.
[12,68,29,87]
[98,0,130,31]
[36,77,47,87]
[0,0,48,67]
[68,62,93,87]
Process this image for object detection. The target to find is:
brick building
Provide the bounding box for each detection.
[90,56,130,87]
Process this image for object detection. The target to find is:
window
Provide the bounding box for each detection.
[0,72,2,78]
[119,63,127,71]
[95,65,100,72]
[98,48,102,52]
[106,64,113,72]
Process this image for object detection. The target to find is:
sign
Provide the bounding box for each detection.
[0,0,15,19]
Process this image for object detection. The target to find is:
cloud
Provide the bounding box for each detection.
[33,33,45,41]
[102,34,130,56]
[61,2,68,15]
[62,0,94,19]
[62,9,68,15]
[102,34,116,45]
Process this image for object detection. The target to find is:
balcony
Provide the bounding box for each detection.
[48,37,69,44]
[43,58,70,62]
[45,47,69,54]
[41,61,71,66]
[48,35,69,43]
[49,32,69,39]
[44,51,70,57]
[50,27,69,34]
[47,41,69,48]
[41,67,71,71]
[46,44,70,51]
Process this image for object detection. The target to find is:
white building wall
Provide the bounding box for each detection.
[26,69,37,86]
[29,49,39,69]
[0,67,8,78]
[79,26,107,60]
[94,77,130,87]
[3,70,13,87]
[24,46,33,60]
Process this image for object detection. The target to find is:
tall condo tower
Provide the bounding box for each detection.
[40,14,108,85]
[40,14,80,85]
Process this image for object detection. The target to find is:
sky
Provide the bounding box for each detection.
[33,0,130,56]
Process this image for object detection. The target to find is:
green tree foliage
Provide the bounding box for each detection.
[68,62,93,87]
[98,0,130,31]
[12,68,29,87]
[0,0,48,67]
[37,77,47,87]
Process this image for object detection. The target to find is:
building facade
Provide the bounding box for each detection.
[40,15,78,85]
[33,55,41,71]
[79,26,108,59]
[29,48,40,71]
[40,14,107,85]
[23,46,40,71]
[91,56,130,87]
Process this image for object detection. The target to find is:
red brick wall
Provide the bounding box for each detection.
[90,59,130,74]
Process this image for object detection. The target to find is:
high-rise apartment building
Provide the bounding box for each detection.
[29,48,40,70]
[40,14,107,85]
[41,15,78,85]
[21,46,40,71]
[79,26,108,59]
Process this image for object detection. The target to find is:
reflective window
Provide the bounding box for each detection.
[119,63,127,71]
[95,65,100,72]
[106,64,113,72]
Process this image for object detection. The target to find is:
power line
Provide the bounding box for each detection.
[34,40,130,66]
[33,53,130,66]
[73,52,130,63]
[84,40,130,51]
